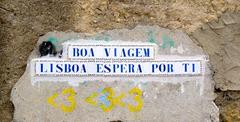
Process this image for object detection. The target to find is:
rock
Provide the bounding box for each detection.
[208,20,225,29]
[222,13,236,25]
[11,26,218,122]
[191,12,240,91]
[220,101,240,122]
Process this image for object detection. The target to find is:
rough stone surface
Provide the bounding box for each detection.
[11,26,217,122]
[191,12,240,91]
[0,0,240,121]
[215,91,240,121]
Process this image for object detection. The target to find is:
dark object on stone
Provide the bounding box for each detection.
[58,50,63,58]
[39,41,56,56]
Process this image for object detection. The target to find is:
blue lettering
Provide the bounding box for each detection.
[97,64,103,73]
[159,64,166,72]
[65,64,71,73]
[122,49,126,57]
[167,64,174,72]
[72,64,79,72]
[113,64,119,73]
[72,48,94,57]
[121,64,126,72]
[56,64,63,73]
[152,64,158,73]
[90,48,94,57]
[40,63,46,72]
[192,63,195,72]
[137,64,142,73]
[182,63,189,72]
[80,49,87,57]
[104,64,111,73]
[129,64,134,73]
[50,64,53,72]
[144,48,150,57]
[114,48,117,57]
[127,49,134,57]
[82,64,86,73]
[104,48,110,57]
[135,48,140,57]
[73,48,79,57]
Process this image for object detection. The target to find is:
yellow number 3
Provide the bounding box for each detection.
[99,87,115,112]
[47,88,77,112]
[128,87,143,112]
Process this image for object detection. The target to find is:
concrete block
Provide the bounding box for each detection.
[11,26,218,122]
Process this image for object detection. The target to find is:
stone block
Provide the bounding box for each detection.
[11,26,218,122]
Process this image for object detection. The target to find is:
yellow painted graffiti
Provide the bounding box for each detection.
[84,92,98,106]
[47,93,59,108]
[128,87,143,112]
[85,87,126,112]
[99,87,115,112]
[47,88,77,112]
[60,88,77,112]
[47,87,143,113]
[113,92,126,107]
